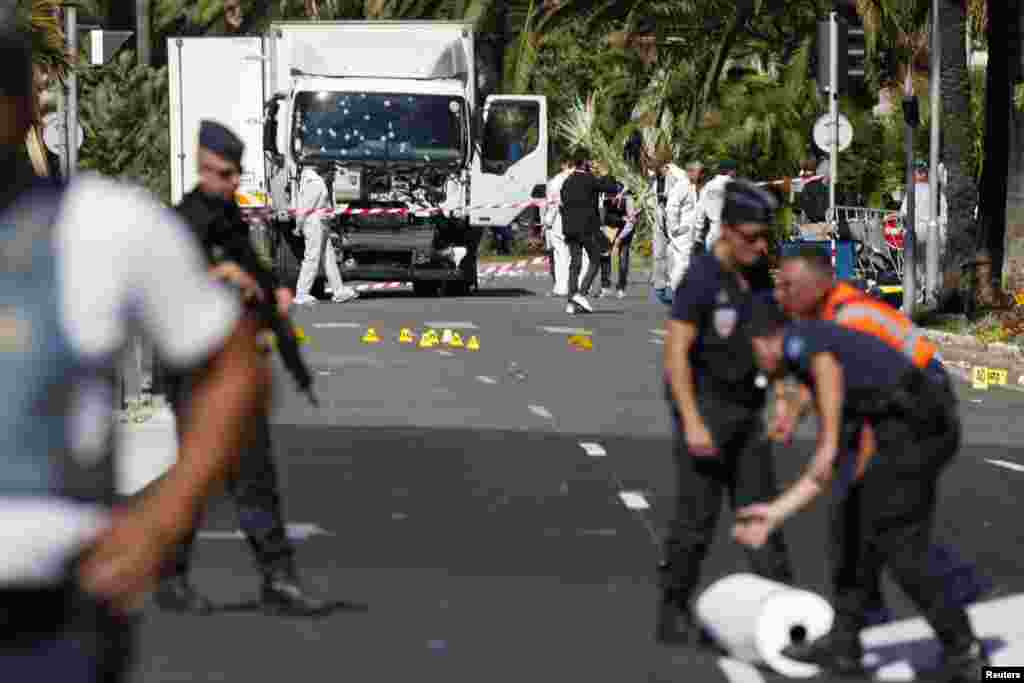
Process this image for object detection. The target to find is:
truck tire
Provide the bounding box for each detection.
[413,281,442,297]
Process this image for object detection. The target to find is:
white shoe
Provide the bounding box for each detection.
[571,294,593,313]
[598,288,611,299]
[331,289,359,303]
[616,289,626,299]
[293,295,318,306]
[565,303,576,315]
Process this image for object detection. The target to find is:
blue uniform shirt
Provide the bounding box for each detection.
[782,320,917,395]
[670,252,773,403]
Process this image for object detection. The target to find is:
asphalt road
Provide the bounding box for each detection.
[129,269,1024,683]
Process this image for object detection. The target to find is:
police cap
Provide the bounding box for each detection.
[0,31,33,98]
[722,179,778,226]
[747,298,790,338]
[199,119,245,169]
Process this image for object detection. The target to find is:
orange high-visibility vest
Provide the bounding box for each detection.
[819,282,938,479]
[821,282,937,369]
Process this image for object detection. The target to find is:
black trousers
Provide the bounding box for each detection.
[598,231,612,290]
[616,234,633,291]
[831,412,975,654]
[167,374,294,577]
[566,231,601,299]
[661,385,794,606]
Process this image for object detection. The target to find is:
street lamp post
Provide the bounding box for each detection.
[926,0,942,306]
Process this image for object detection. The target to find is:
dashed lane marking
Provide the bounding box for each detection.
[528,404,554,420]
[312,322,361,329]
[579,442,606,457]
[540,326,592,335]
[476,376,497,385]
[618,491,650,510]
[424,321,479,329]
[437,350,454,357]
[986,458,1024,473]
[199,523,333,541]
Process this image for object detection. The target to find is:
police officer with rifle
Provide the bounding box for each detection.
[156,120,329,616]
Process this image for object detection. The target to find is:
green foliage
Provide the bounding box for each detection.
[77,51,172,203]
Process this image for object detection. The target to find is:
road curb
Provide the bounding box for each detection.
[923,330,1024,393]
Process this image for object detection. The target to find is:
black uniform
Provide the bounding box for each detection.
[165,189,294,582]
[776,320,985,677]
[659,251,793,640]
[560,169,620,301]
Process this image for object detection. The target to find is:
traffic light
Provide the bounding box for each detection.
[815,16,867,95]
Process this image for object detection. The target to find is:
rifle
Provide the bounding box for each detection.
[217,232,319,407]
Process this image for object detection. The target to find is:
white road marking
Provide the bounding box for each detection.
[528,404,554,419]
[540,326,592,335]
[717,657,767,683]
[650,329,666,337]
[986,458,1024,473]
[424,321,478,329]
[618,491,650,510]
[437,350,454,357]
[650,338,665,345]
[859,594,1024,677]
[312,322,361,328]
[579,442,606,457]
[476,375,497,384]
[199,523,333,541]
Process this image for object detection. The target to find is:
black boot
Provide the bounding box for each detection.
[781,630,865,676]
[656,598,701,645]
[937,640,988,683]
[154,575,215,615]
[261,566,330,616]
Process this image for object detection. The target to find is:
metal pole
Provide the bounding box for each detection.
[829,11,839,219]
[137,0,151,67]
[903,114,917,314]
[926,0,942,305]
[65,5,78,179]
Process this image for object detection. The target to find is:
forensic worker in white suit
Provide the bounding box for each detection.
[665,160,705,291]
[294,164,359,305]
[699,159,738,250]
[543,159,574,297]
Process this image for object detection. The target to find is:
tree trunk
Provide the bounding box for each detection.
[1005,0,1024,296]
[980,0,1011,285]
[938,0,979,308]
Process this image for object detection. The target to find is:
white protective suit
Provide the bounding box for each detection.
[664,175,704,290]
[900,181,948,298]
[543,169,574,296]
[699,173,733,249]
[295,166,357,303]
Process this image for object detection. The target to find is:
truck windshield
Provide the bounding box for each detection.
[293,92,464,164]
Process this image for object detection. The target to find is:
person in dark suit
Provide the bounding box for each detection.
[559,150,620,314]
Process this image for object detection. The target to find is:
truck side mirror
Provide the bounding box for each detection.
[264,95,284,154]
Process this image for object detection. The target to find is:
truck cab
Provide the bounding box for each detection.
[168,22,547,298]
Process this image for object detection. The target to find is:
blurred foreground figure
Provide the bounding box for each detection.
[0,31,269,681]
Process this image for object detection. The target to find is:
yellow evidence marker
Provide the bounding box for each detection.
[399,328,416,344]
[362,327,382,344]
[466,335,480,351]
[448,332,465,348]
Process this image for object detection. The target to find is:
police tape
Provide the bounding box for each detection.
[240,199,553,219]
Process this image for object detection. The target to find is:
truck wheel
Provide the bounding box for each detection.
[413,281,441,297]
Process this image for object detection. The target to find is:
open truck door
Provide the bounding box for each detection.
[168,37,268,208]
[470,95,547,233]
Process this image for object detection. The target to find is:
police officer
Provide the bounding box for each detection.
[771,246,990,623]
[658,179,793,644]
[0,32,269,680]
[737,303,988,681]
[157,120,328,616]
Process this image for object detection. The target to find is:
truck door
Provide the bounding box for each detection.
[470,95,548,232]
[168,37,267,208]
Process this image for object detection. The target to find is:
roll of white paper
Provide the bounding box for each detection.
[695,573,835,678]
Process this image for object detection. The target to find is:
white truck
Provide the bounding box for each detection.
[168,21,548,296]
